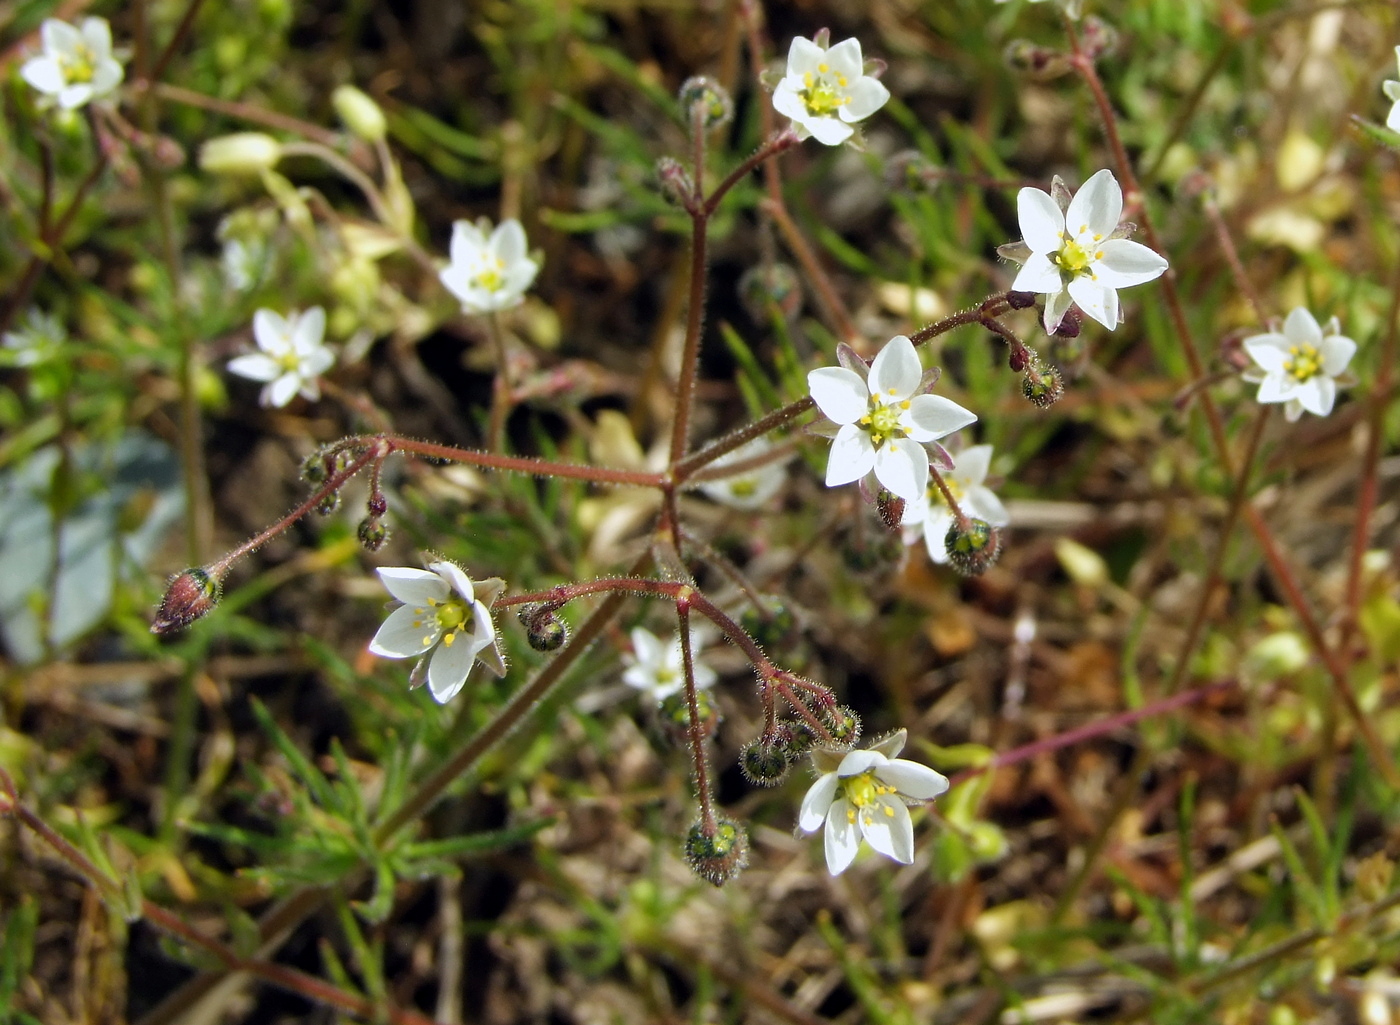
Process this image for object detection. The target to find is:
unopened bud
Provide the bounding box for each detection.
[367,493,388,517]
[1007,342,1034,373]
[738,263,803,321]
[1022,362,1064,408]
[315,492,341,516]
[876,489,905,531]
[152,568,223,636]
[739,735,791,786]
[885,150,942,194]
[678,75,733,130]
[1003,39,1071,80]
[659,689,719,742]
[739,601,797,650]
[945,518,1003,576]
[1006,290,1037,310]
[518,603,568,651]
[655,157,694,206]
[824,705,862,746]
[357,517,389,552]
[199,133,283,175]
[332,85,387,143]
[301,452,328,485]
[1053,307,1082,339]
[1078,16,1120,61]
[683,816,749,886]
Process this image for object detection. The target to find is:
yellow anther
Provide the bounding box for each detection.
[900,400,910,409]
[421,635,432,646]
[443,632,455,647]
[884,805,895,817]
[818,62,829,73]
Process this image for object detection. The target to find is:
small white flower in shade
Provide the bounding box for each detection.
[439,218,540,314]
[696,438,789,510]
[227,307,335,408]
[21,18,124,110]
[367,562,507,703]
[798,729,949,875]
[622,627,717,702]
[807,334,976,503]
[1242,307,1357,422]
[1002,169,1168,333]
[772,34,889,146]
[1385,47,1400,133]
[902,443,1009,565]
[1,308,65,368]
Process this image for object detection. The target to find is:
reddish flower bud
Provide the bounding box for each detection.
[151,568,223,636]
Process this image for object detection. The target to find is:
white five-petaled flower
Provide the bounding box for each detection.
[807,334,977,504]
[439,218,540,314]
[1003,169,1168,333]
[1242,307,1357,422]
[1,308,65,368]
[368,562,507,704]
[798,729,949,876]
[622,627,718,702]
[696,438,789,510]
[227,307,334,408]
[1384,47,1400,133]
[21,18,124,110]
[902,443,1009,565]
[772,34,889,146]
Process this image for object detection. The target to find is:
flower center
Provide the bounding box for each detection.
[728,479,757,498]
[60,45,97,84]
[858,394,910,449]
[473,259,506,293]
[1284,343,1322,383]
[800,65,849,118]
[277,350,303,373]
[840,770,899,825]
[1055,237,1094,276]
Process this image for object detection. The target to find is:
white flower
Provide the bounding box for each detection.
[771,34,889,146]
[1,308,65,368]
[1385,47,1400,133]
[902,443,1009,564]
[21,18,124,110]
[367,562,507,703]
[798,729,949,875]
[227,307,334,408]
[622,627,717,702]
[1004,169,1168,333]
[1242,307,1357,422]
[696,438,789,510]
[807,334,977,503]
[439,218,540,314]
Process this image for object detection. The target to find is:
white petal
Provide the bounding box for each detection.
[429,561,476,604]
[291,307,326,353]
[377,566,451,605]
[867,335,921,400]
[965,485,1010,527]
[1320,334,1357,377]
[492,219,527,265]
[903,394,977,442]
[825,424,876,486]
[859,798,914,864]
[1284,398,1304,421]
[448,220,487,266]
[1243,334,1289,373]
[369,605,440,659]
[265,373,302,408]
[629,627,666,670]
[427,633,478,703]
[824,798,862,875]
[923,510,955,563]
[771,81,808,123]
[798,772,840,833]
[1282,307,1323,347]
[808,366,869,424]
[21,57,65,95]
[1065,168,1122,239]
[1042,288,1073,333]
[1068,276,1119,330]
[1012,253,1063,294]
[505,258,539,296]
[786,36,826,74]
[253,309,292,354]
[951,444,993,486]
[837,749,885,776]
[873,437,927,503]
[1093,239,1168,287]
[302,347,336,378]
[1389,100,1400,133]
[841,77,889,121]
[58,84,92,109]
[1296,375,1336,417]
[42,19,82,54]
[691,660,718,691]
[1016,188,1065,254]
[80,18,113,57]
[90,60,123,96]
[805,116,854,146]
[824,38,863,78]
[226,353,282,382]
[878,759,950,800]
[1256,372,1296,405]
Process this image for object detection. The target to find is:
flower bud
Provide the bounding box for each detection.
[683,816,749,886]
[658,690,720,743]
[1053,307,1082,339]
[357,517,389,552]
[1006,342,1033,373]
[655,157,694,207]
[678,75,733,130]
[739,601,797,651]
[776,719,814,759]
[1003,39,1071,80]
[199,133,283,175]
[823,704,862,746]
[944,518,1004,576]
[739,735,791,786]
[1022,362,1064,409]
[151,568,223,636]
[738,263,803,321]
[885,150,942,194]
[367,493,388,518]
[315,492,341,516]
[518,603,568,652]
[876,489,905,531]
[1006,290,1038,310]
[332,85,387,143]
[1078,16,1120,61]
